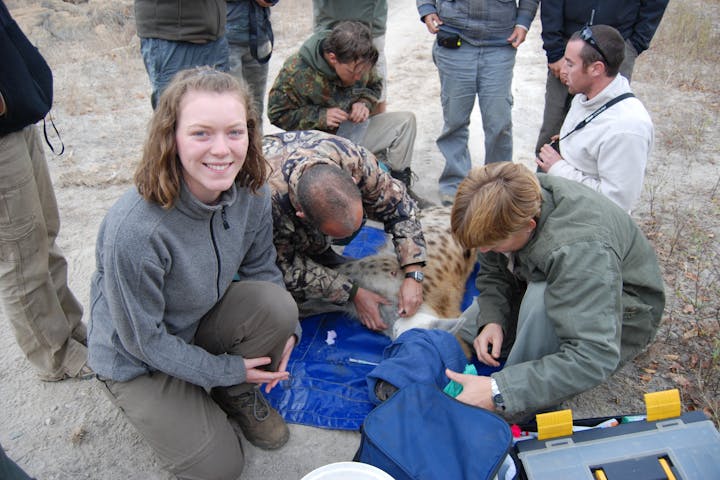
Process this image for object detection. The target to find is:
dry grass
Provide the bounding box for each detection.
[644,0,720,94]
[633,0,720,425]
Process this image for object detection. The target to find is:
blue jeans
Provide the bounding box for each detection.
[140,36,229,108]
[432,42,516,196]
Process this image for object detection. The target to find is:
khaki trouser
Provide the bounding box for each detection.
[0,126,86,379]
[99,281,298,480]
[362,111,417,173]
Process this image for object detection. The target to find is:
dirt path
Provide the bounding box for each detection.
[2,0,717,478]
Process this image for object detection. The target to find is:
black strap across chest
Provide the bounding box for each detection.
[559,92,636,142]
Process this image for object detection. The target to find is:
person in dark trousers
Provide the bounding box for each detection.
[536,25,654,213]
[534,0,668,155]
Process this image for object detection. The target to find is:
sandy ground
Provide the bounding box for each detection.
[2,0,717,478]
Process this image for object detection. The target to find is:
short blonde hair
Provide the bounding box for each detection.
[134,67,267,208]
[451,163,542,249]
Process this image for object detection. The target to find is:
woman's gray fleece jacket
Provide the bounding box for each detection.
[88,181,299,389]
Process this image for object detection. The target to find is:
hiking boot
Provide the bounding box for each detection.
[211,386,289,450]
[374,380,399,402]
[390,168,434,209]
[39,363,94,382]
[390,167,414,187]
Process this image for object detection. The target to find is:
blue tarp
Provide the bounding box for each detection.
[264,226,492,430]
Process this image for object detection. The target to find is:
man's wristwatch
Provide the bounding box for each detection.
[404,271,424,283]
[490,378,506,411]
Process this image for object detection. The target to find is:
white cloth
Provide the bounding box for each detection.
[549,75,653,212]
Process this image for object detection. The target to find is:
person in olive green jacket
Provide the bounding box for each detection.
[446,162,665,418]
[268,21,427,205]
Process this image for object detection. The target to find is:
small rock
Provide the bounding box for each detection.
[70,425,87,445]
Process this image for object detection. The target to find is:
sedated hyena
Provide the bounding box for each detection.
[335,206,478,339]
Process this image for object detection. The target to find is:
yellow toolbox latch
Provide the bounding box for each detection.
[645,389,681,422]
[536,409,573,440]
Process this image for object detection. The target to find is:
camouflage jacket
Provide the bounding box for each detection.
[267,31,383,133]
[263,131,426,305]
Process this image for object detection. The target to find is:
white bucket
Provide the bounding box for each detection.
[300,461,394,480]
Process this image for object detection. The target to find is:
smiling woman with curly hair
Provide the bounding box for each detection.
[88,67,301,480]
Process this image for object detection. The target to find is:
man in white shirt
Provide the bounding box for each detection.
[536,24,653,212]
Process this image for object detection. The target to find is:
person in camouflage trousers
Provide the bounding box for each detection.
[267,21,428,206]
[263,130,427,331]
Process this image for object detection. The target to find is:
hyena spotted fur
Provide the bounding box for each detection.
[335,206,478,339]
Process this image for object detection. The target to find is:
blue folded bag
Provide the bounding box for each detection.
[354,383,513,480]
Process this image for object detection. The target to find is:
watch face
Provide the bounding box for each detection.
[406,271,424,282]
[493,393,506,411]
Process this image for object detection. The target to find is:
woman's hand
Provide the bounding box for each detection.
[265,336,297,393]
[446,369,495,410]
[474,323,503,367]
[243,356,289,387]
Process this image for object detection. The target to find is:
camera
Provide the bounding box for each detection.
[549,139,560,153]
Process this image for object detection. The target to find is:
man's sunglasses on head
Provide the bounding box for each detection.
[580,25,610,65]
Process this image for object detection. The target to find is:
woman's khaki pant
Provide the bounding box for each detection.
[99,281,298,480]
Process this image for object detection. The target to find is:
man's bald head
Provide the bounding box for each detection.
[296,164,363,235]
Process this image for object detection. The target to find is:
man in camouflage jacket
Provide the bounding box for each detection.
[263,130,427,331]
[267,21,422,202]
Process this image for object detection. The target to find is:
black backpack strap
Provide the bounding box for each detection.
[559,92,635,142]
[42,113,64,156]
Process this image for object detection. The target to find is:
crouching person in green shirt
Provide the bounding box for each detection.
[447,162,665,419]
